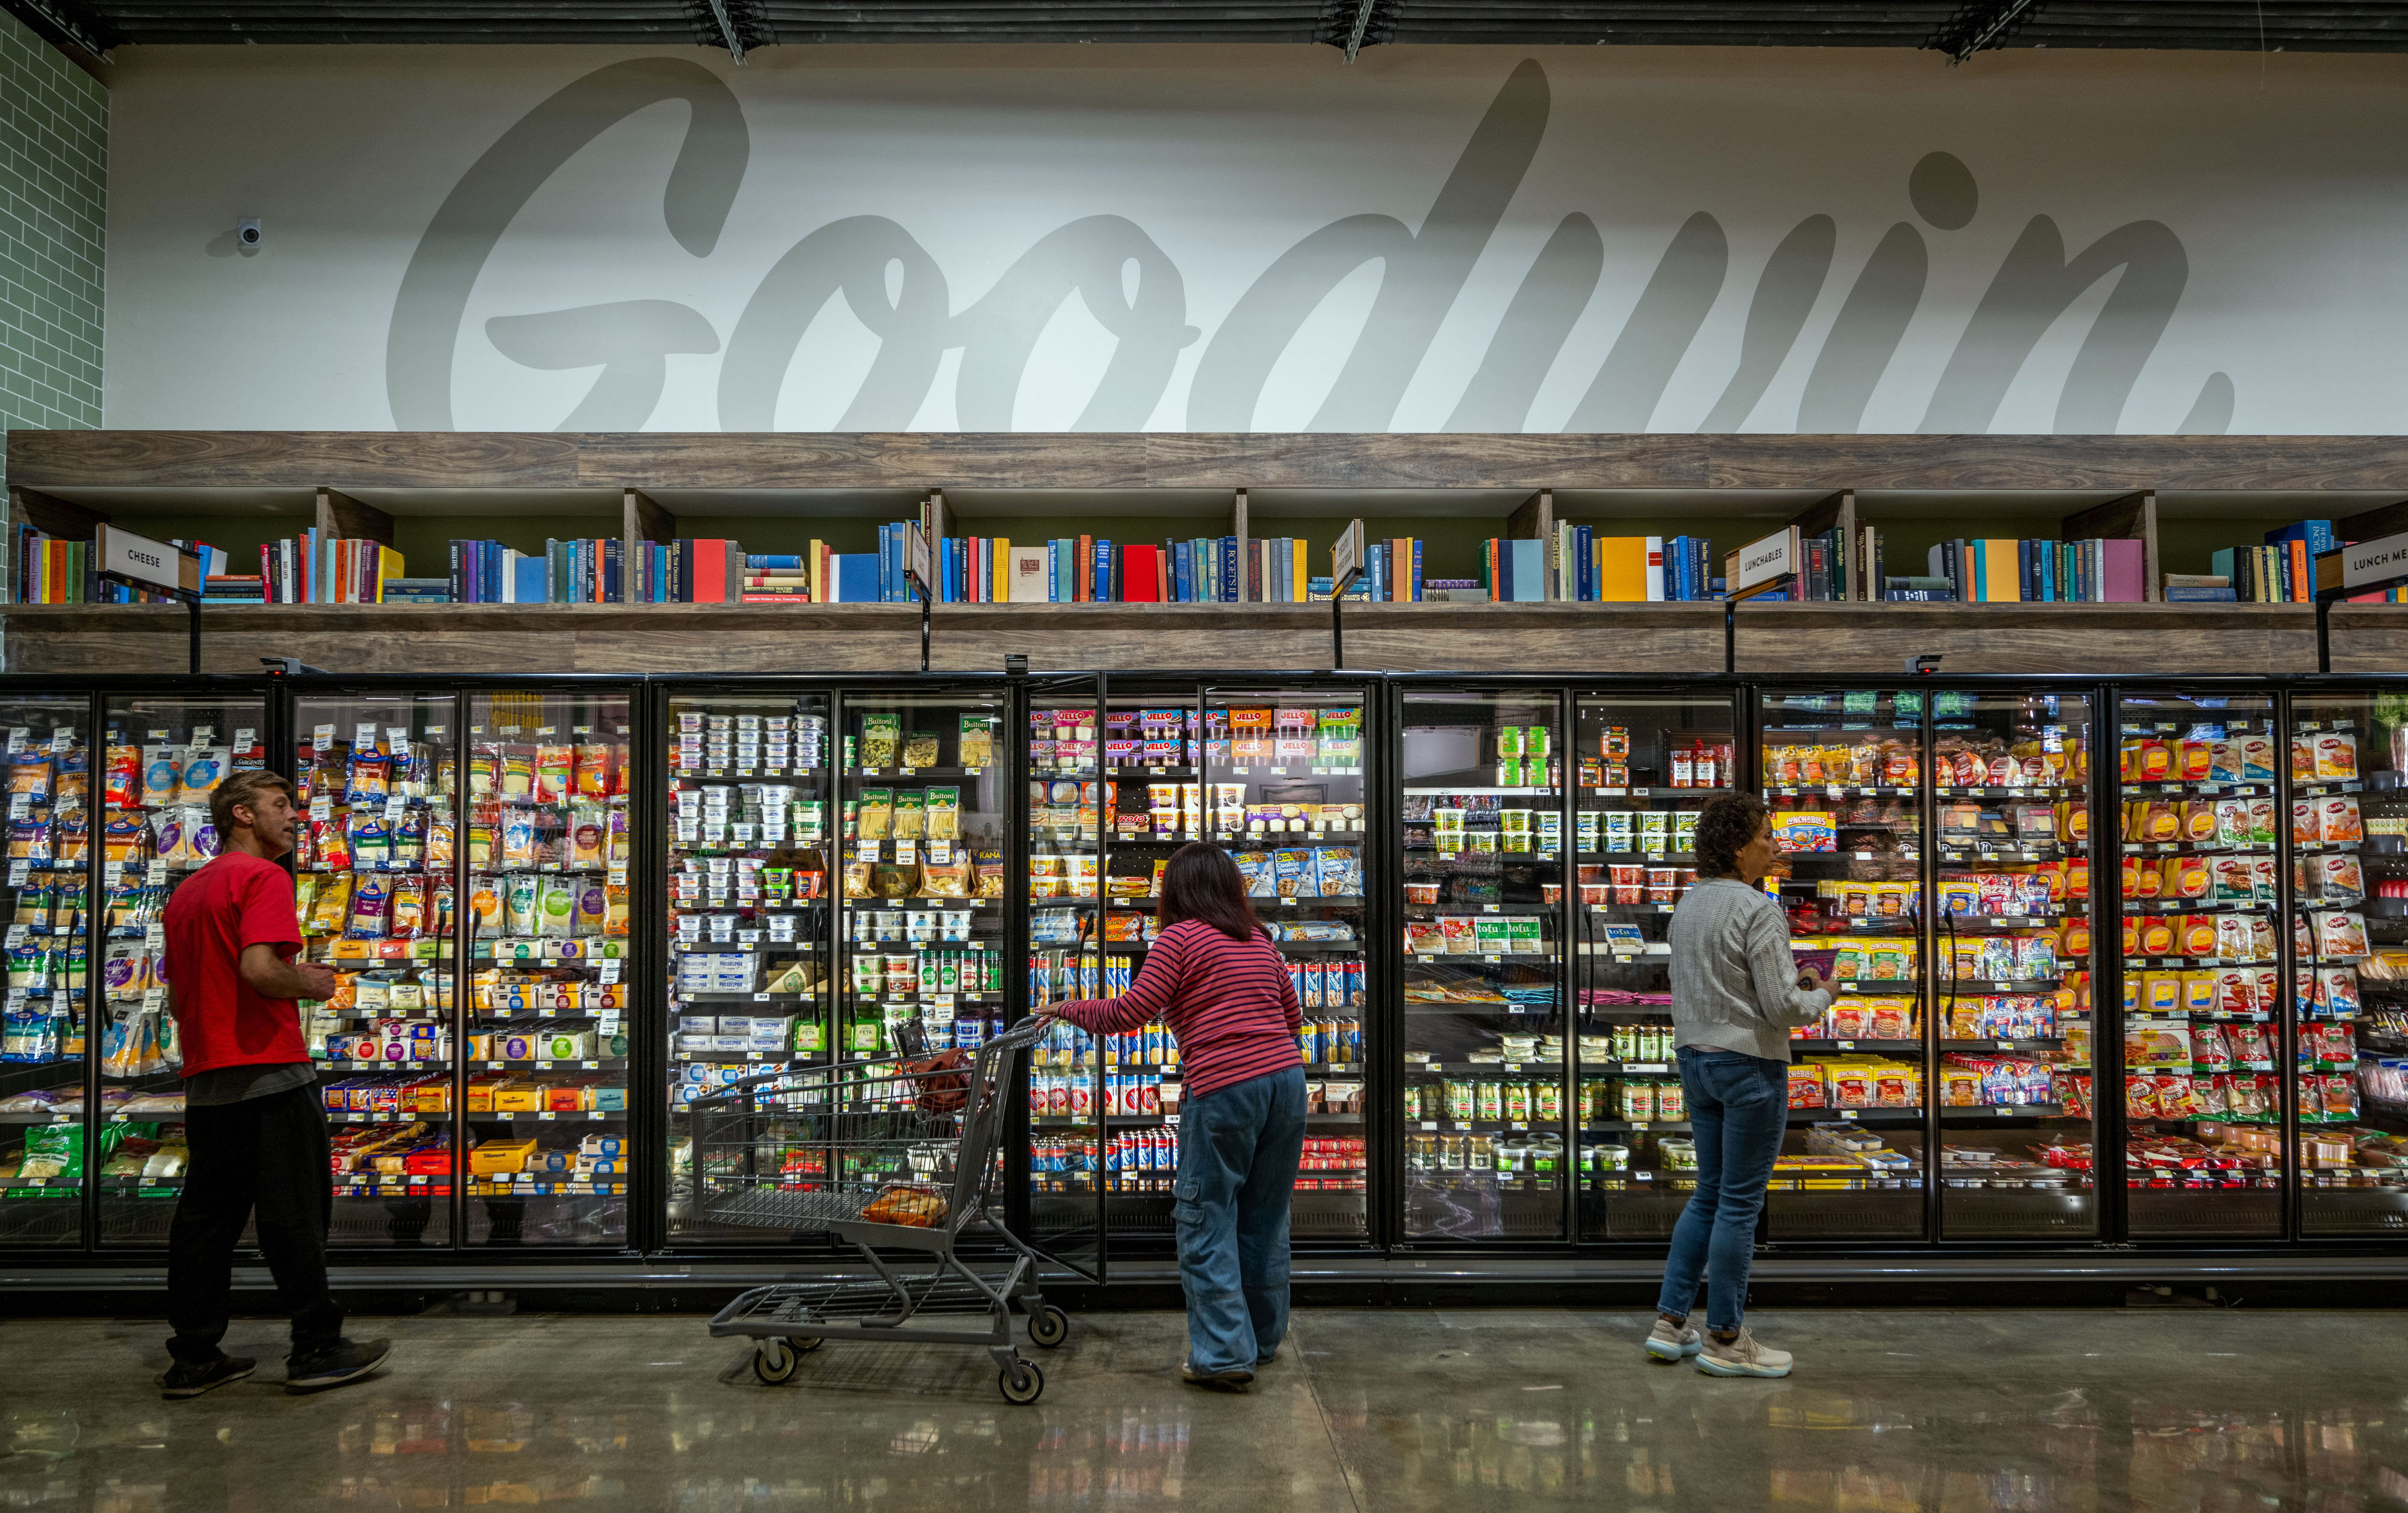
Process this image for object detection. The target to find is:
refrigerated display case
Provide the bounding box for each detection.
[1758,687,1926,1239]
[1398,687,1562,1242]
[1206,685,1371,1242]
[2114,688,2286,1236]
[0,696,98,1246]
[1571,692,1737,1242]
[660,690,832,1244]
[34,670,2408,1281]
[458,690,635,1247]
[2286,690,2397,1233]
[1929,689,2097,1237]
[287,692,456,1249]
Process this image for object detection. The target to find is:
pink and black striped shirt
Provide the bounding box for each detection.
[1049,917,1302,1099]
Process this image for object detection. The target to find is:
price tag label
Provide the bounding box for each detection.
[3,729,23,754]
[49,727,73,753]
[597,1008,621,1037]
[143,987,165,1010]
[146,923,165,947]
[384,796,406,820]
[5,862,26,886]
[311,797,333,821]
[233,728,255,750]
[597,959,621,983]
[7,794,26,819]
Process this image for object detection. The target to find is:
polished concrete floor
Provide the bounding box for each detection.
[1,1306,2400,1511]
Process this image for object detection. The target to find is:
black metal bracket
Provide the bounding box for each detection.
[920,592,932,674]
[1332,593,1345,670]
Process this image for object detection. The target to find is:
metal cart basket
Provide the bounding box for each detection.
[702,1016,1071,1403]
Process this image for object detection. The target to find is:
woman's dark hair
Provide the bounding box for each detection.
[1694,792,1772,877]
[1158,843,1267,943]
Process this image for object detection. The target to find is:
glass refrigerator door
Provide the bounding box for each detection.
[1930,690,2097,1239]
[1024,679,1106,1276]
[824,690,1016,1261]
[461,692,635,1248]
[293,694,458,1248]
[2115,690,2284,1236]
[1398,688,1563,1243]
[1093,685,1200,1252]
[662,692,833,1244]
[2288,693,2391,1233]
[1571,693,1735,1242]
[1758,688,1926,1239]
[1206,687,1371,1242]
[0,698,95,1246]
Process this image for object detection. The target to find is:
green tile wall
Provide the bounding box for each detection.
[0,11,101,443]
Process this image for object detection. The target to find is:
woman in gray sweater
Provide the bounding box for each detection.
[1646,792,1830,1378]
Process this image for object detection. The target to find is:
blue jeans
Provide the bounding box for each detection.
[1655,1047,1788,1333]
[1175,1066,1307,1374]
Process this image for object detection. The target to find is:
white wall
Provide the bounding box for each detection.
[99,42,2408,435]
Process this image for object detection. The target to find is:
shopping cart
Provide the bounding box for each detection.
[701,1016,1072,1404]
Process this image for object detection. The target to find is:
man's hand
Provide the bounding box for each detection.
[294,961,341,1001]
[1796,967,1827,994]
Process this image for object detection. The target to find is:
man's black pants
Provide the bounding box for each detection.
[166,1085,344,1364]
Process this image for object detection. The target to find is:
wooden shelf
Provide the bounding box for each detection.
[15,430,2408,492]
[16,598,2398,677]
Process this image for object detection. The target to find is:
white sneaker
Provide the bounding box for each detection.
[1696,1326,1793,1378]
[1645,1317,1701,1361]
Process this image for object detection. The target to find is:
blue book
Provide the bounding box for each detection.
[2165,585,2239,602]
[1173,541,1190,602]
[512,553,545,604]
[747,554,802,571]
[834,553,878,603]
[1097,539,1114,602]
[1509,539,1544,602]
[2267,520,2337,554]
[1218,536,1237,602]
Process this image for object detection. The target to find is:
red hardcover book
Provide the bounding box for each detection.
[1122,544,1161,602]
[692,539,729,604]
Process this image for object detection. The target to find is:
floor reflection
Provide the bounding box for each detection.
[5,1311,2408,1512]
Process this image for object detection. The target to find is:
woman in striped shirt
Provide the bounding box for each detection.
[1040,843,1304,1391]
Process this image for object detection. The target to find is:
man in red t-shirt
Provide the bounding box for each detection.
[160,768,391,1399]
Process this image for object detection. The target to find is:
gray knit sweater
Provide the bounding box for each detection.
[1666,876,1832,1064]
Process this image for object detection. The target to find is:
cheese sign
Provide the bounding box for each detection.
[96,524,201,597]
[2336,530,2408,592]
[1330,518,1365,598]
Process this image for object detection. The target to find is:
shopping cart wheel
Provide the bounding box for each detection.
[998,1358,1045,1405]
[1025,1305,1070,1349]
[754,1338,800,1385]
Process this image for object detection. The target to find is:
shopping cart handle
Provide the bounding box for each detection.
[984,1015,1053,1053]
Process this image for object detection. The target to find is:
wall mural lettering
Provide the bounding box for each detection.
[388,55,2226,435]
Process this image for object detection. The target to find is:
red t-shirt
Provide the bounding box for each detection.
[163,851,308,1077]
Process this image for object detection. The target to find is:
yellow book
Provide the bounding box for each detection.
[1291,538,1305,602]
[1980,538,2022,604]
[1595,537,1651,602]
[807,539,825,602]
[993,537,1011,604]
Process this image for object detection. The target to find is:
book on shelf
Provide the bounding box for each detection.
[1921,537,2144,603]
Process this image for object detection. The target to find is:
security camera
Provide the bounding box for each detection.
[237,218,261,248]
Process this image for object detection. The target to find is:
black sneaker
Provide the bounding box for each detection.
[159,1354,257,1400]
[285,1337,392,1394]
